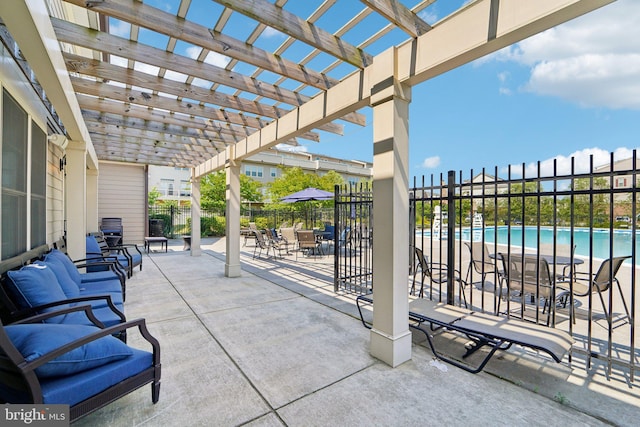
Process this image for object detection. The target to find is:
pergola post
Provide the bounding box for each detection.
[369,47,412,367]
[190,170,201,256]
[86,168,98,233]
[65,141,87,260]
[225,153,241,277]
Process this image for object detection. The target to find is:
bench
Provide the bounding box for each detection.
[356,294,574,374]
[144,236,168,253]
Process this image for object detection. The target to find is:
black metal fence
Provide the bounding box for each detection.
[148,205,225,238]
[334,183,373,294]
[412,152,639,380]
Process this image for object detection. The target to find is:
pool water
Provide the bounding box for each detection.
[423,226,638,262]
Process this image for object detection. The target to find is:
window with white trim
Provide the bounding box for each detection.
[244,165,263,178]
[1,88,46,259]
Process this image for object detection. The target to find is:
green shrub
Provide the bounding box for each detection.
[186,216,226,237]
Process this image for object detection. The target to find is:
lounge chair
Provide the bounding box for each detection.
[252,230,272,259]
[356,294,574,374]
[279,227,298,252]
[265,228,289,257]
[412,247,467,306]
[464,241,500,288]
[565,255,631,328]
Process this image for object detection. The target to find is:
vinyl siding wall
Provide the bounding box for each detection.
[98,162,146,244]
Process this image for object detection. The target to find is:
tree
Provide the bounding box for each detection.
[200,171,262,210]
[148,186,161,206]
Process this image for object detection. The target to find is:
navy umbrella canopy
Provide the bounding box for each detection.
[280,187,333,203]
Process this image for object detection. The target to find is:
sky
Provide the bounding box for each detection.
[116,0,639,181]
[286,0,640,180]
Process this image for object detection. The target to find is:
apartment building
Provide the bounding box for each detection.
[149,147,373,204]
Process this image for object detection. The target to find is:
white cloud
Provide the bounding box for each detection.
[185,46,230,69]
[492,0,640,110]
[422,156,441,169]
[417,10,438,25]
[109,20,130,38]
[506,146,640,177]
[262,26,285,39]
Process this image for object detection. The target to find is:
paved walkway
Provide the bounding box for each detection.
[75,238,639,426]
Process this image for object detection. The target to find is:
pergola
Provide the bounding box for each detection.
[0,0,615,367]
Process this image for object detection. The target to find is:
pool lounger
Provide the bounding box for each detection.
[356,294,574,374]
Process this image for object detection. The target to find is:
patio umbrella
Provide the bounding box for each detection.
[281,187,333,228]
[280,187,333,203]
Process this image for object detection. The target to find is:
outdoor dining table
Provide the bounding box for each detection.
[489,252,585,311]
[489,252,584,272]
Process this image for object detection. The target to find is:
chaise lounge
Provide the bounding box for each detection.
[357,294,574,374]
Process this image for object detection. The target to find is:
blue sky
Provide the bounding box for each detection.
[115,1,639,180]
[292,0,640,180]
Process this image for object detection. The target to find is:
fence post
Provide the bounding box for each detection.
[170,205,175,238]
[447,170,456,305]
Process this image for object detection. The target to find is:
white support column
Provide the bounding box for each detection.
[225,157,242,277]
[86,168,99,233]
[369,47,412,367]
[190,169,201,256]
[64,141,87,260]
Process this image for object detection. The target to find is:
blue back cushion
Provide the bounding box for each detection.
[85,236,102,255]
[5,323,132,378]
[5,265,69,312]
[35,260,80,299]
[43,249,82,286]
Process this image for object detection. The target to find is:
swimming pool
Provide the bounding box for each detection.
[421,226,638,262]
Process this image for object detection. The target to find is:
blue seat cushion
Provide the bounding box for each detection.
[80,270,120,283]
[5,265,69,312]
[50,304,125,328]
[40,347,152,406]
[78,280,124,306]
[43,249,82,286]
[4,323,132,378]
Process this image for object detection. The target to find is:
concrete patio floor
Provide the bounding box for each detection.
[74,238,639,426]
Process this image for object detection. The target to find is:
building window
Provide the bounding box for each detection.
[160,178,174,196]
[270,168,277,178]
[180,180,191,197]
[616,177,627,187]
[1,89,45,259]
[244,165,263,178]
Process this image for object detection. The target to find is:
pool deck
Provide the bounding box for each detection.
[74,237,640,426]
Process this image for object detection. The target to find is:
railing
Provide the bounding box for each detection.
[412,152,638,380]
[334,183,373,294]
[148,205,224,238]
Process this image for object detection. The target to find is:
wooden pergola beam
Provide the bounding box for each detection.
[212,0,373,68]
[62,0,338,91]
[360,0,432,37]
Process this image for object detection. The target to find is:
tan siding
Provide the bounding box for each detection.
[98,162,146,244]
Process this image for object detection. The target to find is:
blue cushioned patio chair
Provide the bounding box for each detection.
[86,233,142,278]
[0,305,161,422]
[0,249,127,341]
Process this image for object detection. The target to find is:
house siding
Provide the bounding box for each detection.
[98,162,146,244]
